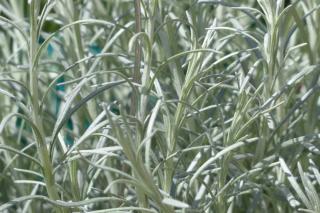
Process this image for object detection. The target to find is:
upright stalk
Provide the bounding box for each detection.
[29,1,64,212]
[139,0,155,121]
[68,1,84,201]
[130,0,142,116]
[131,0,148,209]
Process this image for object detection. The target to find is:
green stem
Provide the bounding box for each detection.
[139,0,156,121]
[29,1,65,212]
[131,0,149,209]
[130,0,142,116]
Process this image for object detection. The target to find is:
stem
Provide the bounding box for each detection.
[139,0,155,121]
[29,1,65,212]
[131,0,149,209]
[70,1,97,121]
[130,0,142,116]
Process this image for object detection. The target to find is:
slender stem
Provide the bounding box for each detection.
[131,0,148,209]
[139,1,155,121]
[130,0,142,116]
[29,1,64,212]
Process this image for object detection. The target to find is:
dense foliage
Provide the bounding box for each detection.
[0,0,319,212]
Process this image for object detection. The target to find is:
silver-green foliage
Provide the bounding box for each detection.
[0,0,319,212]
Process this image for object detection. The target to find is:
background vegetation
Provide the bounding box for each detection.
[0,0,319,212]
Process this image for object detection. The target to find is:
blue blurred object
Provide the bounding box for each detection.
[38,35,54,57]
[66,118,74,147]
[88,43,102,55]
